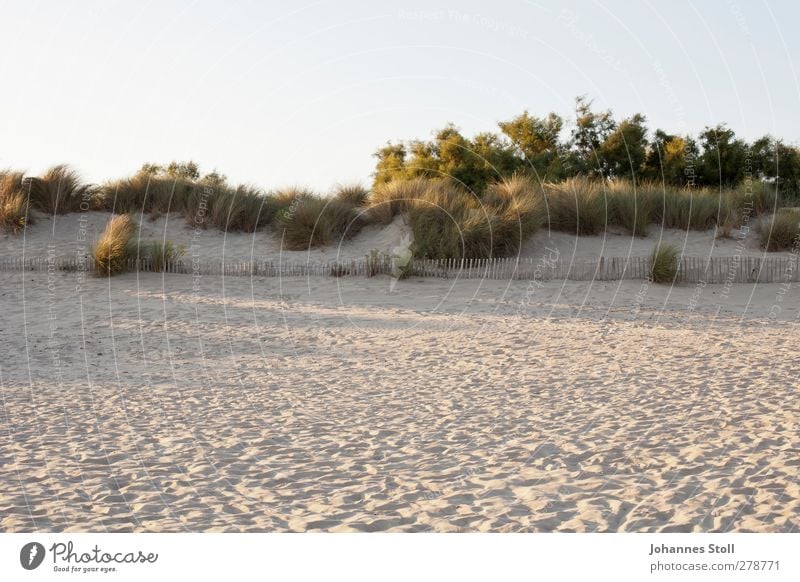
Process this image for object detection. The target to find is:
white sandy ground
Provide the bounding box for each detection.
[0,267,798,532]
[0,210,792,267]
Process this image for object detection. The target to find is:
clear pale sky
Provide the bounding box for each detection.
[1,0,797,191]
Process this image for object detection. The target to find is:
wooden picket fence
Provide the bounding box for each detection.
[0,254,797,284]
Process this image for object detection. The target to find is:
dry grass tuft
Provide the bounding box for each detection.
[23,165,94,214]
[650,243,680,283]
[334,183,370,206]
[278,195,365,250]
[92,214,138,275]
[759,209,800,251]
[0,171,31,234]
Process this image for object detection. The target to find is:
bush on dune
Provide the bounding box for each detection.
[92,214,138,275]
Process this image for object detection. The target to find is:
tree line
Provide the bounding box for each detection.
[373,96,800,200]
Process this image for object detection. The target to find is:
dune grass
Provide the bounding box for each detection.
[0,171,31,234]
[207,185,272,232]
[99,173,194,216]
[605,181,654,236]
[138,240,187,272]
[368,178,430,224]
[92,214,138,275]
[759,209,800,251]
[542,177,607,235]
[404,177,544,259]
[23,165,94,214]
[278,195,365,250]
[0,192,30,234]
[334,183,369,206]
[0,161,790,261]
[650,243,680,283]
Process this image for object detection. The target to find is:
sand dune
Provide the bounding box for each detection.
[2,211,789,270]
[1,268,797,532]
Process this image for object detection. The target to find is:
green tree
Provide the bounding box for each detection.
[498,111,562,178]
[165,160,200,180]
[751,136,800,201]
[598,113,648,179]
[471,132,521,183]
[373,143,408,185]
[697,125,748,187]
[571,96,615,174]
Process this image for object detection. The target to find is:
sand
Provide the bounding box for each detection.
[0,211,412,265]
[1,261,798,532]
[2,210,789,269]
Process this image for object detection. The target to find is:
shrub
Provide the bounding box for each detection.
[92,214,138,275]
[140,240,186,272]
[23,165,94,214]
[650,243,680,283]
[542,176,606,235]
[334,183,369,206]
[759,209,800,251]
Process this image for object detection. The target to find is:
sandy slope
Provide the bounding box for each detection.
[1,211,789,268]
[0,269,797,532]
[0,211,412,264]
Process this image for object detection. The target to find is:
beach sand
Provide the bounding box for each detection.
[1,265,798,532]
